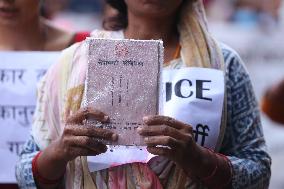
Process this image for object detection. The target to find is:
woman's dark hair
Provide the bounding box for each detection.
[104,0,128,30]
[106,0,127,15]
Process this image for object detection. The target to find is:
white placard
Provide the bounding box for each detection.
[0,52,60,183]
[161,67,225,149]
[88,67,224,172]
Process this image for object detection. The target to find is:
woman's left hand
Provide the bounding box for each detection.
[138,115,203,171]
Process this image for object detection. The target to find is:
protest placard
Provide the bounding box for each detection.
[0,52,59,183]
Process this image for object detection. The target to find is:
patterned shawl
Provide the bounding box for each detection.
[32,0,226,188]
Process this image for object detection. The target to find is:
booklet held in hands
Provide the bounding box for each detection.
[84,38,163,146]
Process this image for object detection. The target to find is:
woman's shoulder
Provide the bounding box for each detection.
[219,43,243,67]
[219,43,249,76]
[218,43,252,90]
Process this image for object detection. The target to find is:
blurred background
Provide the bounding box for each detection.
[2,0,284,188]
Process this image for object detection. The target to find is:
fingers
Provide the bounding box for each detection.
[143,134,193,150]
[69,146,106,157]
[137,125,191,142]
[64,125,118,141]
[70,136,108,153]
[143,115,192,131]
[139,116,195,161]
[144,136,181,149]
[58,128,116,161]
[138,124,194,157]
[66,107,109,125]
[146,146,172,157]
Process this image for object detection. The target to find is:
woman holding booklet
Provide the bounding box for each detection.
[16,0,271,189]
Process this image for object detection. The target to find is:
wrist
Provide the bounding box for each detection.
[195,146,217,178]
[181,145,213,178]
[36,141,68,181]
[46,140,69,166]
[197,148,233,189]
[33,151,65,187]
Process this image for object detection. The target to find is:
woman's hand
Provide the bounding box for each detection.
[51,107,118,164]
[138,115,233,187]
[138,115,205,175]
[35,107,117,187]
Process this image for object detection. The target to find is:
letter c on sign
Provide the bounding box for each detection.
[174,79,193,98]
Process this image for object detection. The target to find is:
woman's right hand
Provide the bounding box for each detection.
[52,107,118,164]
[35,107,117,188]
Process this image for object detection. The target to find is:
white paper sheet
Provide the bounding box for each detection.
[0,52,59,183]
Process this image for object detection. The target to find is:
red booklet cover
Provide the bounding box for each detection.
[84,38,163,146]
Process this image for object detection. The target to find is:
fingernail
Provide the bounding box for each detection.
[137,127,142,132]
[103,115,109,122]
[102,146,107,153]
[112,134,118,141]
[143,116,150,123]
[144,137,149,142]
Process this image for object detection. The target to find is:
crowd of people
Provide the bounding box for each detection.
[205,0,282,28]
[1,0,283,189]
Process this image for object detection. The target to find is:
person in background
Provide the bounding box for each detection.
[262,79,284,124]
[206,0,282,26]
[41,0,68,20]
[203,0,214,8]
[205,0,235,21]
[16,0,271,188]
[0,0,89,188]
[0,0,90,52]
[231,0,282,28]
[262,0,282,19]
[102,3,126,31]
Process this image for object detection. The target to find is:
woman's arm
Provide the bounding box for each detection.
[34,107,117,189]
[139,116,232,188]
[15,44,118,189]
[220,48,271,189]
